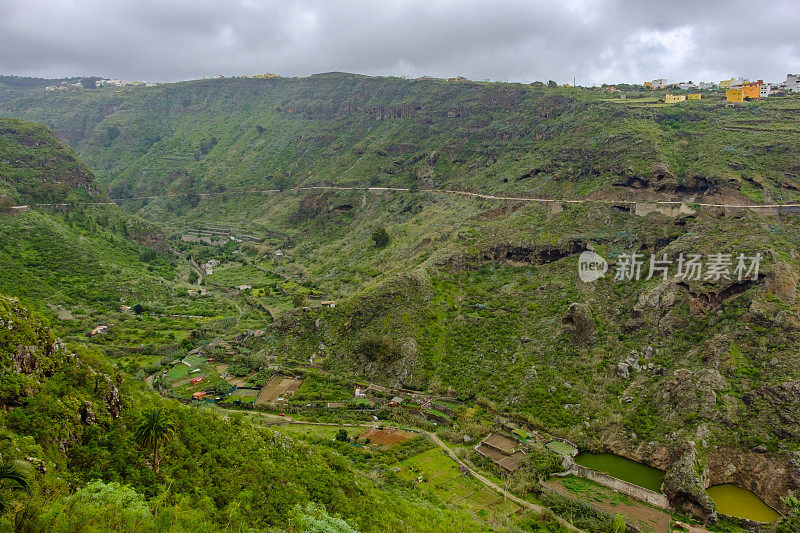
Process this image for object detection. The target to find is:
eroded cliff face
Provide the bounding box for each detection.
[0,295,123,421]
[706,447,800,513]
[0,295,61,405]
[600,431,798,518]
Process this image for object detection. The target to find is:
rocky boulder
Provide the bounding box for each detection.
[663,441,717,521]
[561,303,595,343]
[81,401,97,425]
[764,262,798,303]
[666,369,728,418]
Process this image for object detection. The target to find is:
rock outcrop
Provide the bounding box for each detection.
[561,303,595,343]
[663,441,717,521]
[665,369,728,418]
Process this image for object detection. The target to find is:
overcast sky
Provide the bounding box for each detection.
[1,0,798,85]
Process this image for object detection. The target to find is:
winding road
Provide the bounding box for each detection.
[19,184,800,211]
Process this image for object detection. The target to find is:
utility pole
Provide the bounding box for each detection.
[574,77,576,87]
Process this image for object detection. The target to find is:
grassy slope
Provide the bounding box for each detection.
[0,117,104,204]
[0,114,567,532]
[4,76,797,453]
[2,74,799,205]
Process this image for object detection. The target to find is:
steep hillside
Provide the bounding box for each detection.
[3,76,800,526]
[0,117,104,205]
[2,74,800,207]
[170,186,800,514]
[0,119,573,532]
[2,294,534,532]
[0,119,171,311]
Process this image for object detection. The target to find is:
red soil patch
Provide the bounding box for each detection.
[358,428,416,447]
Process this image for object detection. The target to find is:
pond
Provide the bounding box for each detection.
[574,452,665,492]
[706,484,780,523]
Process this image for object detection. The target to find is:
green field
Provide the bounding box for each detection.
[393,448,521,517]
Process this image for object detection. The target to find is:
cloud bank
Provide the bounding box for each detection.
[1,0,797,84]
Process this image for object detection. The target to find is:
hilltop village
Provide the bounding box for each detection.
[643,74,799,103]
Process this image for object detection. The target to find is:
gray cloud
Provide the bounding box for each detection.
[0,0,797,84]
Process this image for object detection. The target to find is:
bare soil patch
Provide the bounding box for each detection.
[358,428,416,447]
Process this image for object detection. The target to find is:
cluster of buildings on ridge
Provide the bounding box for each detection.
[44,73,281,92]
[45,78,158,91]
[645,74,800,104]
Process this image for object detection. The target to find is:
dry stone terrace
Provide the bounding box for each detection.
[476,432,528,472]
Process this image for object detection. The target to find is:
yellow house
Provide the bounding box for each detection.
[741,84,761,99]
[644,81,653,89]
[726,89,744,103]
[719,78,736,88]
[687,93,702,100]
[665,94,687,103]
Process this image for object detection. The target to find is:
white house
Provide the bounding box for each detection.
[783,74,799,93]
[760,84,771,98]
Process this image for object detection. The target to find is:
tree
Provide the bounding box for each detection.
[132,304,145,315]
[335,429,349,443]
[292,292,306,308]
[371,226,389,248]
[0,195,13,214]
[0,460,30,515]
[548,80,557,87]
[139,248,157,263]
[80,77,101,89]
[355,334,401,364]
[273,175,289,192]
[133,407,176,473]
[182,192,201,208]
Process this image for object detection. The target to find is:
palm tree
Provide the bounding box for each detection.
[134,407,176,473]
[0,460,30,515]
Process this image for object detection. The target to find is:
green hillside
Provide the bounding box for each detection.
[2,294,541,532]
[0,117,104,205]
[3,74,800,206]
[2,76,800,530]
[0,117,572,532]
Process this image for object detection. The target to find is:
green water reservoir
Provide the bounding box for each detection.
[706,484,780,523]
[574,452,665,492]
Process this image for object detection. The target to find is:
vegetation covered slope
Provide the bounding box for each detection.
[0,117,104,205]
[2,294,530,532]
[2,73,800,206]
[3,75,800,523]
[0,120,557,532]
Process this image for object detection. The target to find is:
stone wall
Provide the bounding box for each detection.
[571,464,670,509]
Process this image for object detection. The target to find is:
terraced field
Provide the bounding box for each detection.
[392,448,521,519]
[255,374,301,405]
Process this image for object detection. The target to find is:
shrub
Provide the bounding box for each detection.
[355,334,401,364]
[371,226,389,248]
